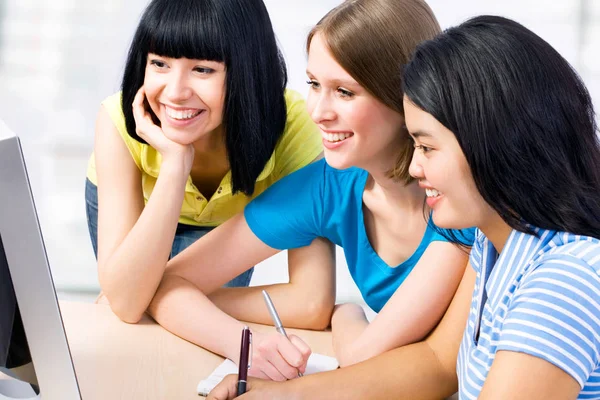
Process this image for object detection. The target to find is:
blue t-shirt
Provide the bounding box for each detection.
[458,228,600,398]
[245,159,475,312]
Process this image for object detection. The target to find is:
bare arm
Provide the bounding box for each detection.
[148,213,333,379]
[94,102,192,323]
[332,241,469,366]
[208,237,336,330]
[479,351,580,400]
[208,264,476,400]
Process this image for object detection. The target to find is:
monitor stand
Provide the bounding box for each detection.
[0,368,39,400]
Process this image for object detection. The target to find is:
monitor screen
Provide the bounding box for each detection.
[0,126,80,399]
[0,233,37,384]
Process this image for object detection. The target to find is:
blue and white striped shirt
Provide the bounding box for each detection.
[458,228,600,399]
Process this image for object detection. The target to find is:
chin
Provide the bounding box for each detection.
[431,211,465,230]
[161,128,200,146]
[323,153,355,171]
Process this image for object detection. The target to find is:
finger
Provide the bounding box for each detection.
[132,88,148,127]
[277,335,311,370]
[268,347,302,380]
[251,354,287,382]
[253,338,289,381]
[132,88,147,117]
[131,88,158,143]
[248,364,270,380]
[263,359,288,382]
[206,374,238,400]
[288,335,312,374]
[288,335,311,359]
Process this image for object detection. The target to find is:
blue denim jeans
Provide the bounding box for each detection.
[84,179,253,287]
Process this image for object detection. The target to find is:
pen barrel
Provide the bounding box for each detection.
[276,326,288,337]
[237,380,247,396]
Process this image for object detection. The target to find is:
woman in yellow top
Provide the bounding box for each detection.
[84,0,330,344]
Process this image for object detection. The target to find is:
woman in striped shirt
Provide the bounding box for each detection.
[404,16,600,400]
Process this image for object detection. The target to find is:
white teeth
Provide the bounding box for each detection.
[322,132,353,142]
[425,188,442,198]
[165,107,202,120]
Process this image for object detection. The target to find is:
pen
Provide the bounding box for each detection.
[237,326,252,396]
[262,290,304,377]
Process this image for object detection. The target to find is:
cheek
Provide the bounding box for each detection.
[447,164,482,210]
[204,81,226,112]
[351,103,402,147]
[305,91,317,121]
[341,102,372,133]
[142,73,162,112]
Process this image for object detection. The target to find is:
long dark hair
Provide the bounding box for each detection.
[404,15,600,238]
[121,0,288,195]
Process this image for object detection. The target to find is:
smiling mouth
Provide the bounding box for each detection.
[165,107,203,121]
[322,132,354,143]
[425,188,442,198]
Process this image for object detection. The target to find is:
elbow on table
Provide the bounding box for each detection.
[108,298,146,324]
[98,273,149,324]
[101,287,146,324]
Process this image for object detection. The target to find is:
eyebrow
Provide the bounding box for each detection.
[410,130,434,139]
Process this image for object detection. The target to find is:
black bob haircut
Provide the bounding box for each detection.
[121,0,288,195]
[404,16,600,239]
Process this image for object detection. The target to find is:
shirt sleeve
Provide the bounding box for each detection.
[496,254,600,388]
[244,160,325,250]
[272,89,322,179]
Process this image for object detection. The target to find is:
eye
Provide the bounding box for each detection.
[337,87,354,98]
[306,80,320,90]
[413,143,432,153]
[149,59,168,69]
[193,66,214,74]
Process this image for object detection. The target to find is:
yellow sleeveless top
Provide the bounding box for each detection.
[86,89,321,227]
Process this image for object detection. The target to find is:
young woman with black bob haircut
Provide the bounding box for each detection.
[207,15,600,400]
[84,0,328,334]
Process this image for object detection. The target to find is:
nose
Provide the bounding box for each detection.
[165,70,193,103]
[408,147,424,180]
[307,90,336,124]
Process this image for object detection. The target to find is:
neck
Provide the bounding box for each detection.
[192,125,226,155]
[365,168,424,212]
[191,125,228,170]
[479,212,513,254]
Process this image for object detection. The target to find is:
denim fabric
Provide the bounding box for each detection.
[84,179,253,287]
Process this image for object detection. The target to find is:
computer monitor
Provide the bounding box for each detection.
[0,120,81,399]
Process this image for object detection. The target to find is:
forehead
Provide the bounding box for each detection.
[307,34,357,85]
[403,97,455,141]
[403,98,431,129]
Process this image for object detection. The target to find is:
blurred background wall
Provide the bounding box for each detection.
[0,0,598,309]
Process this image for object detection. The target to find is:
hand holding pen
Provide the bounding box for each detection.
[261,290,310,378]
[239,290,311,381]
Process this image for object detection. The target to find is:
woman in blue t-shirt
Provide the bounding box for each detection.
[404,16,600,399]
[147,0,474,380]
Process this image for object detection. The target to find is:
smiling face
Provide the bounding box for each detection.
[143,54,226,145]
[305,34,405,172]
[404,96,495,230]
